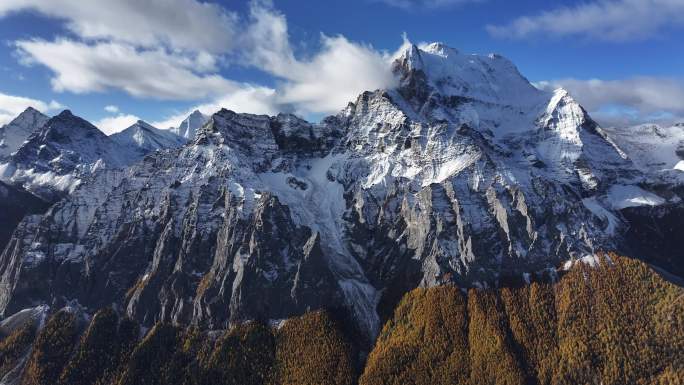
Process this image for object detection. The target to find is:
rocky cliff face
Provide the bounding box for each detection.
[597,123,684,276]
[0,254,681,385]
[0,181,49,254]
[0,43,681,339]
[0,108,49,160]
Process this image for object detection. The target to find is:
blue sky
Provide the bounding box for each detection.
[0,0,682,133]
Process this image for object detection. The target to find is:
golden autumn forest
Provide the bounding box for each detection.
[0,253,682,385]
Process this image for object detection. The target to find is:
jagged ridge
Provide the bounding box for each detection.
[0,43,681,341]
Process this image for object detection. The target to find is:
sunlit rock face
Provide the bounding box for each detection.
[0,43,680,339]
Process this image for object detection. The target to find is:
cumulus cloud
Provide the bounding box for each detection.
[152,86,280,130]
[375,0,482,9]
[0,0,237,54]
[7,0,398,121]
[536,77,684,126]
[16,39,238,100]
[148,33,396,126]
[151,1,398,126]
[0,91,62,125]
[94,113,141,135]
[280,36,396,113]
[240,2,297,78]
[240,3,397,115]
[487,0,684,41]
[104,105,119,113]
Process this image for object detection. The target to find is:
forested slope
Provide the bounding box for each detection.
[1,253,681,385]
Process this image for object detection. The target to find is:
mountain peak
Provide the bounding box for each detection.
[21,106,42,115]
[129,120,156,131]
[393,43,543,109]
[171,110,209,140]
[0,43,681,347]
[0,107,50,158]
[111,119,185,155]
[394,43,424,71]
[47,110,102,135]
[7,107,49,126]
[420,42,460,57]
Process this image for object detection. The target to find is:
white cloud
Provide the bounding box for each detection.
[94,113,140,135]
[152,86,280,129]
[375,0,482,9]
[237,3,397,115]
[7,0,399,121]
[104,105,119,113]
[0,0,237,54]
[284,36,397,114]
[16,39,239,100]
[0,91,62,125]
[536,77,684,126]
[240,2,297,78]
[487,0,684,41]
[150,2,399,127]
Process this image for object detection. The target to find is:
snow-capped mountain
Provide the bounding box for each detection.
[0,110,129,200]
[0,107,49,159]
[0,111,185,201]
[110,120,186,157]
[603,123,684,177]
[0,43,681,339]
[170,110,209,140]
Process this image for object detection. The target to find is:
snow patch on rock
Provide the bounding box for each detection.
[607,185,666,210]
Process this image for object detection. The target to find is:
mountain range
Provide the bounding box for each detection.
[0,43,682,385]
